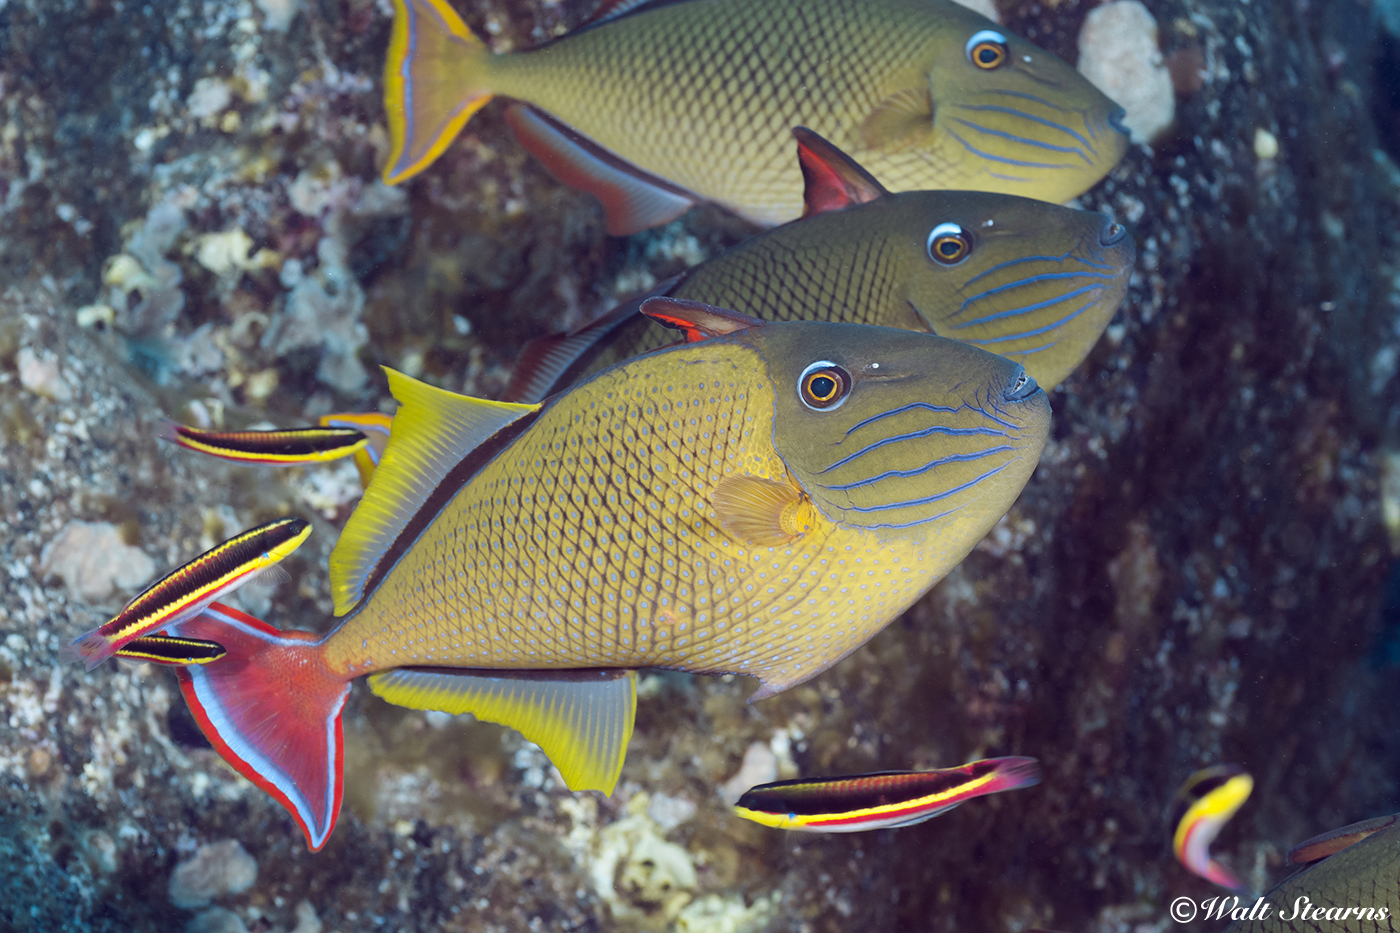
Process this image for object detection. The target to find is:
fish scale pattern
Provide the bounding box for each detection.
[494,0,969,223]
[328,344,936,692]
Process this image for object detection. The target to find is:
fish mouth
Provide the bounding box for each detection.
[1107,106,1131,139]
[1004,367,1041,402]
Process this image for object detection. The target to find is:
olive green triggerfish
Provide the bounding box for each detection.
[733,756,1041,832]
[384,0,1131,232]
[1223,815,1400,931]
[509,129,1135,400]
[127,297,1050,850]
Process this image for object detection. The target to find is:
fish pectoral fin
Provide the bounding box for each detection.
[793,127,887,217]
[640,296,764,342]
[1288,813,1400,865]
[711,475,814,546]
[369,668,637,794]
[859,85,936,152]
[504,104,697,236]
[329,371,539,616]
[503,275,685,403]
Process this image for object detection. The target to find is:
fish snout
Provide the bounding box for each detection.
[1107,106,1131,139]
[1098,215,1128,247]
[1005,366,1041,402]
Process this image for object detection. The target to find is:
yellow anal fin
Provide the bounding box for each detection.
[860,85,935,152]
[711,475,815,546]
[368,667,637,794]
[329,370,538,616]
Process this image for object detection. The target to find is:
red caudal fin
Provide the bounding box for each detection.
[168,603,350,851]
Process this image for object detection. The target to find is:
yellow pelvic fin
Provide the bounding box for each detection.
[711,475,815,546]
[859,85,936,152]
[329,369,538,616]
[383,0,494,185]
[368,668,637,794]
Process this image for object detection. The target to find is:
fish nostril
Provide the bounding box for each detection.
[1099,216,1127,246]
[1107,106,1130,138]
[1006,369,1040,402]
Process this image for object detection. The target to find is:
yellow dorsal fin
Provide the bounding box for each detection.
[329,369,539,615]
[711,475,815,546]
[368,668,637,794]
[859,84,935,151]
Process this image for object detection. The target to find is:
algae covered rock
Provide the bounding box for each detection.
[0,0,1399,931]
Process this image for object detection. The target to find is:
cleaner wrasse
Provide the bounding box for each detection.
[138,297,1051,850]
[1170,765,1253,892]
[384,0,1131,231]
[732,756,1040,831]
[62,517,310,670]
[161,413,393,489]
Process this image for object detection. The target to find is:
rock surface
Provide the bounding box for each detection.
[0,0,1398,932]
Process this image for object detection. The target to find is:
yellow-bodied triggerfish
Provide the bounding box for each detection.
[384,0,1131,231]
[509,128,1135,399]
[62,517,310,670]
[1223,814,1400,931]
[1171,765,1253,891]
[126,296,1050,850]
[733,756,1040,831]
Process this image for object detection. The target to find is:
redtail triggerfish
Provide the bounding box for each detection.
[1171,765,1253,891]
[63,516,310,670]
[509,128,1135,400]
[1223,814,1400,931]
[123,297,1050,850]
[732,756,1041,831]
[384,0,1130,231]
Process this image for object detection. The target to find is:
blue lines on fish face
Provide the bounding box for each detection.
[961,252,1113,290]
[950,106,1097,159]
[961,300,1096,345]
[855,505,963,531]
[948,119,1092,166]
[843,464,1013,514]
[955,283,1106,329]
[820,445,1016,491]
[946,128,1077,170]
[978,88,1102,143]
[819,421,1012,475]
[844,402,962,437]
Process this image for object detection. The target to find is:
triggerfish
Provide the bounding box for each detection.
[732,756,1041,832]
[508,129,1135,399]
[384,0,1130,231]
[62,516,310,670]
[1223,815,1400,931]
[122,297,1051,850]
[1171,765,1254,891]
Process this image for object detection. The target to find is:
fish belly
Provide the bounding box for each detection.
[326,347,935,693]
[490,0,943,225]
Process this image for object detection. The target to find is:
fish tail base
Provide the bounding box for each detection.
[169,603,350,851]
[61,631,116,672]
[383,0,493,185]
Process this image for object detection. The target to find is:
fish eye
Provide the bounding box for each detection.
[966,30,1008,70]
[798,360,852,411]
[927,222,972,265]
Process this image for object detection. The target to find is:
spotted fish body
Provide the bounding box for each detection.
[134,304,1050,851]
[528,186,1133,398]
[386,0,1130,229]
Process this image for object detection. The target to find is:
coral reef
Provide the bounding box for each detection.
[0,0,1399,931]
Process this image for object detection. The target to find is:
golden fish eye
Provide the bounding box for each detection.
[798,361,851,411]
[927,222,972,265]
[966,30,1008,70]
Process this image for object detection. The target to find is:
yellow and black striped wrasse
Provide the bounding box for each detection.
[62,516,310,670]
[126,296,1051,850]
[507,128,1135,402]
[1222,814,1400,931]
[114,634,227,665]
[732,756,1040,832]
[384,0,1131,231]
[1170,765,1253,892]
[161,413,393,489]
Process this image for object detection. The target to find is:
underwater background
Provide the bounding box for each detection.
[2,0,1400,930]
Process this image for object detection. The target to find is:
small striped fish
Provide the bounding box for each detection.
[63,517,310,670]
[1170,765,1253,891]
[733,756,1041,831]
